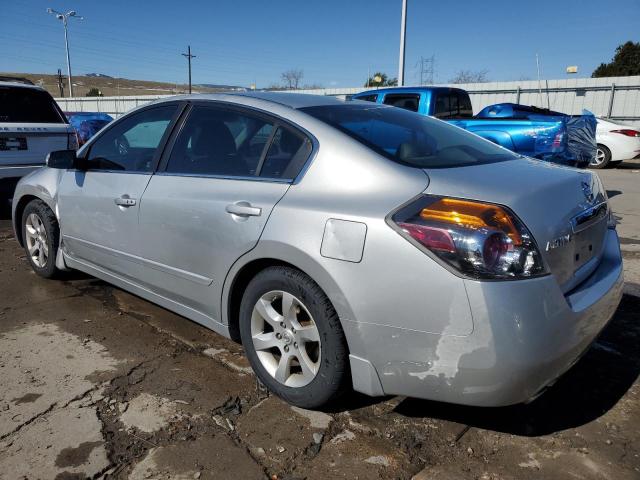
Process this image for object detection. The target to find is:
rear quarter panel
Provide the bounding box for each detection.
[223,119,475,365]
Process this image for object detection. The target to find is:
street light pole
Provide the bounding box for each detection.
[62,16,73,96]
[47,8,83,98]
[398,0,408,86]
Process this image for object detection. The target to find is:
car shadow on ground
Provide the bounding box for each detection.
[393,294,640,436]
[607,189,623,199]
[0,199,11,220]
[615,160,640,170]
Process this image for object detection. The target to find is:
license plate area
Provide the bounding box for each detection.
[0,137,28,151]
[572,217,607,271]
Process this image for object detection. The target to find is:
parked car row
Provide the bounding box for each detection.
[12,92,623,409]
[351,87,640,169]
[594,118,640,168]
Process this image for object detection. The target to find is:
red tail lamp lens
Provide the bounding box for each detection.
[611,129,640,137]
[398,223,455,253]
[483,233,509,269]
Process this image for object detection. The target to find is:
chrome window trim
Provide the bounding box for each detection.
[66,169,152,175]
[154,171,292,184]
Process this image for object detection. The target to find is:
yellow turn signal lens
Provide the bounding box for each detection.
[420,198,522,246]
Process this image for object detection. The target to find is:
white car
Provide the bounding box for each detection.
[591,118,640,169]
[0,78,77,197]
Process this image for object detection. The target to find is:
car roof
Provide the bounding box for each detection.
[354,86,466,95]
[167,91,347,110]
[0,80,47,91]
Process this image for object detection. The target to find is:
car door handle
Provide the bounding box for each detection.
[225,202,262,217]
[114,196,137,207]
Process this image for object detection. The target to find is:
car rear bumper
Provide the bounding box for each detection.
[350,228,623,406]
[608,137,640,162]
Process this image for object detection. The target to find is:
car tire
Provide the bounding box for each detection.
[239,266,350,408]
[21,199,61,278]
[590,144,612,169]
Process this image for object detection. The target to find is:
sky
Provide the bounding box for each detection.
[1,0,639,88]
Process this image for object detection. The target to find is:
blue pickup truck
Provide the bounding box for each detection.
[351,87,596,168]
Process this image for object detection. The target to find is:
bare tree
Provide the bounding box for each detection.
[449,69,489,84]
[281,69,304,89]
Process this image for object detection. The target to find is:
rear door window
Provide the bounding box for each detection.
[458,93,473,118]
[165,105,275,177]
[259,126,313,179]
[383,94,420,112]
[0,86,64,123]
[434,93,453,119]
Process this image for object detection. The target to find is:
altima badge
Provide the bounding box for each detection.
[546,233,572,251]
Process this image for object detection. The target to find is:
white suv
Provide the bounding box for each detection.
[0,78,77,196]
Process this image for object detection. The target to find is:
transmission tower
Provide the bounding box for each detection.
[416,55,435,85]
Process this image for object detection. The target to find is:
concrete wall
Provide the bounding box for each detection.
[55,75,640,126]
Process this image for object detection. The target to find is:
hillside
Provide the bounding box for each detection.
[0,72,245,98]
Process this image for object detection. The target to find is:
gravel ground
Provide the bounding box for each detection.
[0,162,639,480]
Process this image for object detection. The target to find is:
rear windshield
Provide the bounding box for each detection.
[0,86,65,123]
[300,103,518,168]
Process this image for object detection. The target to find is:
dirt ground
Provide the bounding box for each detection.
[0,163,639,480]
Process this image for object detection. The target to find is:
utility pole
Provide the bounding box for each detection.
[47,8,82,97]
[398,0,408,86]
[57,68,65,97]
[536,53,543,107]
[182,46,196,94]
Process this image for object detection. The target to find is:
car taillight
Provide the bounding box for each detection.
[552,132,564,149]
[390,195,548,279]
[611,129,640,137]
[68,132,79,150]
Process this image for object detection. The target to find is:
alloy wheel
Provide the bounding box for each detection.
[25,213,49,268]
[591,147,606,166]
[250,290,321,387]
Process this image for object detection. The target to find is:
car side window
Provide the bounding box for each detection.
[86,105,177,172]
[383,94,420,112]
[434,94,452,119]
[356,94,378,102]
[259,126,312,179]
[166,105,274,177]
[458,93,473,118]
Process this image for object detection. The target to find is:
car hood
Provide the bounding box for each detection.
[422,157,608,292]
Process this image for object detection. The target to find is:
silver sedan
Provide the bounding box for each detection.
[12,92,623,408]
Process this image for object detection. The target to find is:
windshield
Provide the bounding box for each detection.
[300,103,518,168]
[0,86,65,123]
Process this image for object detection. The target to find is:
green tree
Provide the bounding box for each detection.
[85,88,103,97]
[592,41,640,77]
[364,72,398,87]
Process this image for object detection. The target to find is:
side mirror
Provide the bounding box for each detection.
[46,150,80,169]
